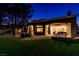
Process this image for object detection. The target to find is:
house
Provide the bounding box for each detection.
[26,15,78,38]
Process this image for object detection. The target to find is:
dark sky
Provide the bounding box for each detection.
[32,3,79,25]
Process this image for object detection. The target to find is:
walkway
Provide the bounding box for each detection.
[22,35,51,40]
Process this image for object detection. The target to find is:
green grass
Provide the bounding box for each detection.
[0,36,79,56]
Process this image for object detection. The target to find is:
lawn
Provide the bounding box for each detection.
[0,36,79,56]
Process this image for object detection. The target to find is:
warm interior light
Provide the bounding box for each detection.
[37,28,43,32]
[36,25,43,32]
[49,23,71,37]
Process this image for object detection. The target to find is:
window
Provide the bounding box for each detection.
[36,25,43,32]
[37,28,43,32]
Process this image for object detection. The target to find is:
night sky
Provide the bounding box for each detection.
[32,3,79,25]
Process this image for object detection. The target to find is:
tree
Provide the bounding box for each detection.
[67,10,72,16]
[0,4,9,29]
[8,3,34,35]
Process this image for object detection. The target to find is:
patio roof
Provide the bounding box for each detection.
[27,15,76,25]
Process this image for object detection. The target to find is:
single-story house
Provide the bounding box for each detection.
[26,15,78,38]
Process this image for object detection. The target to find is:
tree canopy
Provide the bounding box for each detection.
[0,3,34,29]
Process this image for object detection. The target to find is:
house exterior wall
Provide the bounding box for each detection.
[70,17,77,37]
[45,25,50,36]
[27,25,34,36]
[67,23,71,37]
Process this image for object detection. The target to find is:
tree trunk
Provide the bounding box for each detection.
[12,16,14,35]
[12,16,16,35]
[0,16,2,29]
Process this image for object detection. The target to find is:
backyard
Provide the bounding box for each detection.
[0,36,79,56]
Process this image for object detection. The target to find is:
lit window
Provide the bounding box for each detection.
[36,25,43,32]
[37,28,43,32]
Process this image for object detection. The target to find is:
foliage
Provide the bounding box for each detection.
[0,3,34,29]
[0,4,9,29]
